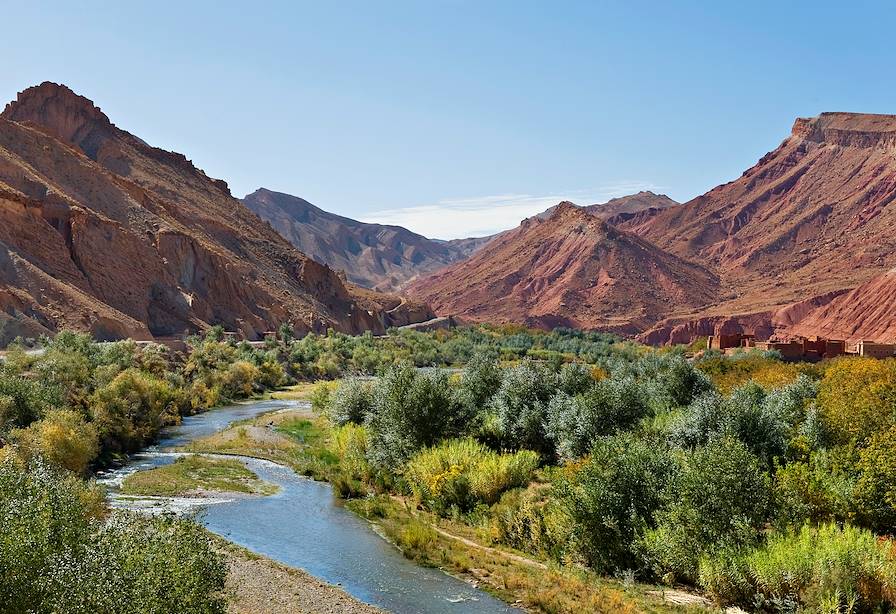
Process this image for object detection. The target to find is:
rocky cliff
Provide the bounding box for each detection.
[788,269,896,342]
[0,83,432,345]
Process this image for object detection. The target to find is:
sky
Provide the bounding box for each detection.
[3,1,895,239]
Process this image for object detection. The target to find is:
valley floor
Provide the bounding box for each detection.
[175,386,707,614]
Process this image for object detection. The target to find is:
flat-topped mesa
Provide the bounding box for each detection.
[792,112,896,148]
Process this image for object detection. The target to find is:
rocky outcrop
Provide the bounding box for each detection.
[535,192,678,222]
[406,202,718,332]
[0,83,432,344]
[242,188,489,291]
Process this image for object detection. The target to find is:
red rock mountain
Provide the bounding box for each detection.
[586,191,679,220]
[243,188,487,291]
[409,113,896,343]
[0,83,431,345]
[406,202,718,333]
[618,112,896,343]
[623,113,896,310]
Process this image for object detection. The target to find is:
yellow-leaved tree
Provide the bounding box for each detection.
[817,357,896,444]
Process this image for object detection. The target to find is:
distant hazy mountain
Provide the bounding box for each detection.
[243,188,490,291]
[534,191,678,221]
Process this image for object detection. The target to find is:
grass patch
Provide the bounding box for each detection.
[276,418,325,445]
[269,382,325,401]
[121,455,278,497]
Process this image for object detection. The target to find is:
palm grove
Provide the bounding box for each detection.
[3,325,896,612]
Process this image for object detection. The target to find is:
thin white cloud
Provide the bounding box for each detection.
[360,182,663,239]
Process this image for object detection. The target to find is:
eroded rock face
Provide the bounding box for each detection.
[406,202,719,333]
[789,270,896,342]
[0,83,432,345]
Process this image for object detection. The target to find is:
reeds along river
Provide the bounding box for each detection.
[99,399,521,614]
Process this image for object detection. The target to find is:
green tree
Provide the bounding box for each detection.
[854,425,896,531]
[547,377,648,461]
[490,361,556,456]
[556,434,676,574]
[89,369,178,455]
[12,409,99,474]
[329,378,375,425]
[817,357,896,444]
[458,349,502,412]
[366,364,471,470]
[642,438,771,582]
[0,459,226,614]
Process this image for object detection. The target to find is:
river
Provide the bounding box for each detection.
[99,399,521,614]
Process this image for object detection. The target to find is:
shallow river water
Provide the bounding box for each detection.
[99,399,521,614]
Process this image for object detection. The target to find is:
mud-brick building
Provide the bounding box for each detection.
[850,340,896,359]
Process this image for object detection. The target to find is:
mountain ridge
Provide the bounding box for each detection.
[621,112,896,343]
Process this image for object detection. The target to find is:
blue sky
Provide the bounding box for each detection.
[3,1,894,238]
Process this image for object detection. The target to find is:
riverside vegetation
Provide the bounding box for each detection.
[3,325,896,612]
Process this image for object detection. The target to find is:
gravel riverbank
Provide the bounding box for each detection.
[222,541,383,614]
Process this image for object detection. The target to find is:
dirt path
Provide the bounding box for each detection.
[429,525,548,570]
[222,542,383,614]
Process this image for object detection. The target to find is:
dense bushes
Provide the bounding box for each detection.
[90,369,179,456]
[405,439,539,514]
[458,349,503,411]
[695,350,814,393]
[547,377,648,461]
[0,330,295,472]
[0,331,295,614]
[328,378,374,426]
[308,333,896,611]
[853,425,896,531]
[329,423,369,484]
[0,370,62,433]
[489,361,557,456]
[11,409,98,474]
[283,325,628,379]
[10,324,896,611]
[642,438,771,582]
[0,459,226,614]
[816,357,896,444]
[773,451,853,528]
